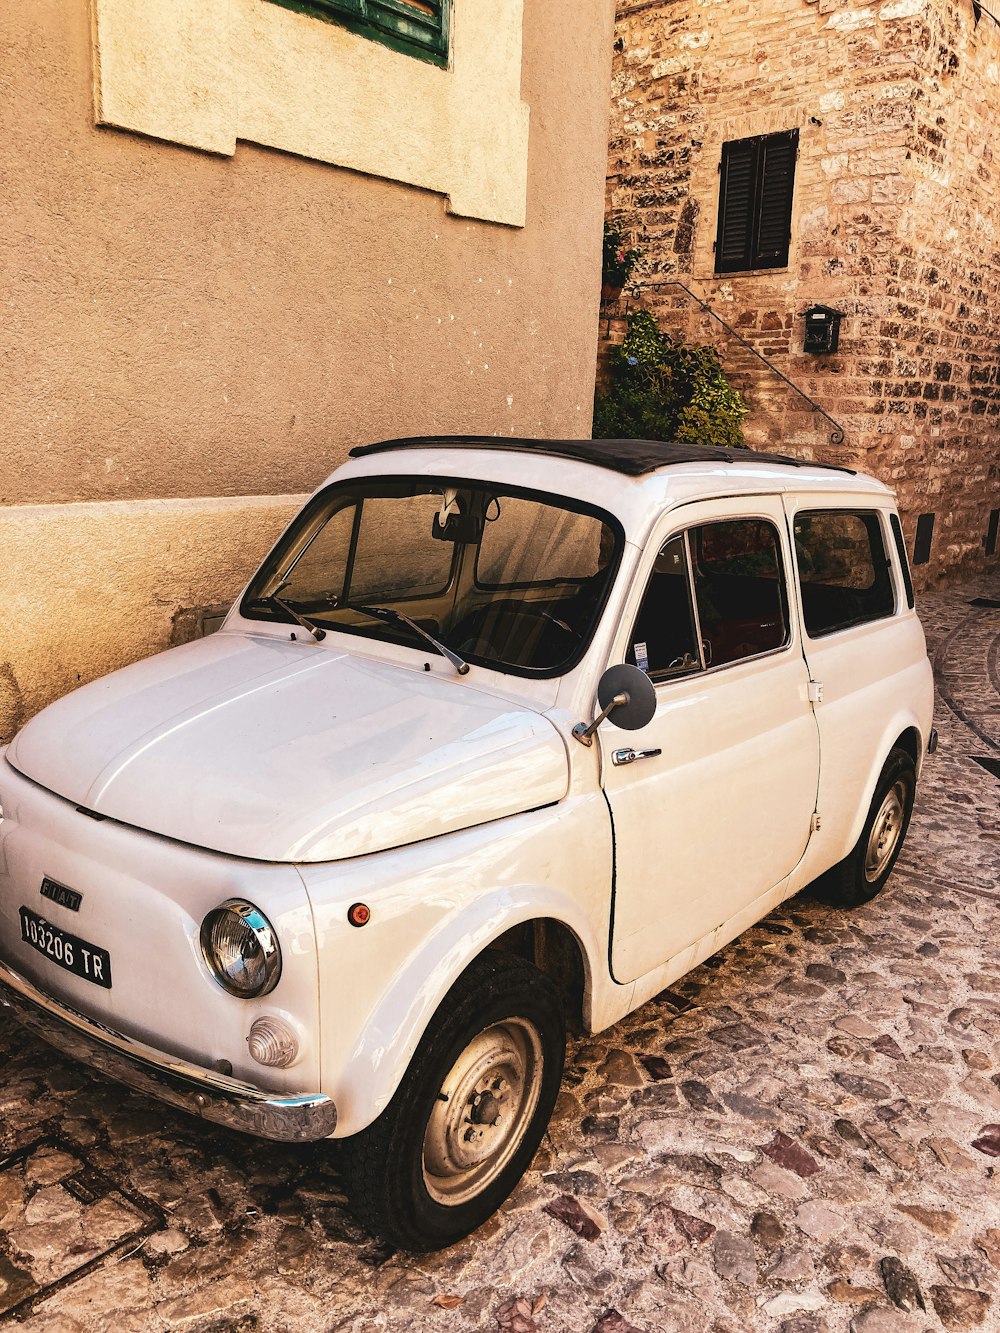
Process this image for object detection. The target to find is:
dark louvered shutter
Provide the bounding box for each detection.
[753,131,797,268]
[715,130,798,274]
[715,139,755,273]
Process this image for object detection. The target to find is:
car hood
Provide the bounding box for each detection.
[7,634,569,862]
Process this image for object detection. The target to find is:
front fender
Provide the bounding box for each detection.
[297,796,612,1138]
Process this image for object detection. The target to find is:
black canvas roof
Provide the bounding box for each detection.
[349,435,853,477]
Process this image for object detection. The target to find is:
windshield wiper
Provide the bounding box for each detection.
[347,603,469,676]
[260,583,326,641]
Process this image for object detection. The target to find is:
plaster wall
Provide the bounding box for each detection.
[0,0,615,740]
[0,497,302,741]
[604,0,1000,585]
[92,0,531,226]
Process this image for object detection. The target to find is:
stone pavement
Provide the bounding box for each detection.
[1,573,999,1333]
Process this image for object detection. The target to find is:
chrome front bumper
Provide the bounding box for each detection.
[0,961,337,1143]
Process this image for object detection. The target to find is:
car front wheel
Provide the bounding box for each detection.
[339,949,565,1251]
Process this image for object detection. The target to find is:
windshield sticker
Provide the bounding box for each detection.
[634,641,649,674]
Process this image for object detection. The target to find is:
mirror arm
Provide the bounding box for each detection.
[572,691,630,747]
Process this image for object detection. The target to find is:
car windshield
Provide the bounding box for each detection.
[241,478,621,676]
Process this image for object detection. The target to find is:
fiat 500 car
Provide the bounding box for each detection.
[0,436,934,1250]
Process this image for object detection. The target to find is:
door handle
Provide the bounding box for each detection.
[612,746,662,766]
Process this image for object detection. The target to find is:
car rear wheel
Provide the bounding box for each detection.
[338,950,565,1251]
[815,746,916,908]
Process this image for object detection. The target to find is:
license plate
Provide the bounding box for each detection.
[19,907,113,989]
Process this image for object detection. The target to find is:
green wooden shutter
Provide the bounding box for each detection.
[267,0,449,67]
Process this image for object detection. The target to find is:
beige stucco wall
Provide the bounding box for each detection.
[92,0,531,226]
[0,497,303,738]
[0,0,615,741]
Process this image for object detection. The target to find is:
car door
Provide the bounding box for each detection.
[787,500,919,860]
[601,496,820,983]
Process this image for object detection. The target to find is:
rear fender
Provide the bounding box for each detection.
[841,709,927,853]
[791,701,930,897]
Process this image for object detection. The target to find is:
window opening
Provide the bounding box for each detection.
[242,478,620,678]
[913,512,935,566]
[625,535,702,680]
[627,518,789,680]
[691,519,789,666]
[715,130,798,274]
[351,494,454,600]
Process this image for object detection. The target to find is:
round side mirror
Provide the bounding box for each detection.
[597,664,656,731]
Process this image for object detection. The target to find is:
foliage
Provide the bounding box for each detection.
[593,309,749,449]
[602,220,643,287]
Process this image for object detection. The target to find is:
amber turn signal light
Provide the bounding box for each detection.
[348,902,371,928]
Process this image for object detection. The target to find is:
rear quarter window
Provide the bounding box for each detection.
[889,512,915,609]
[793,510,895,636]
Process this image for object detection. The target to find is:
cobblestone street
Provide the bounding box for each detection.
[1,573,998,1333]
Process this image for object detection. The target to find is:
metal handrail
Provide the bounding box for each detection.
[619,279,846,446]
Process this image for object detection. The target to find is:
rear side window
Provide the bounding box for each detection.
[794,510,895,636]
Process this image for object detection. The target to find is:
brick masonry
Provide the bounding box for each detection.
[603,0,1000,586]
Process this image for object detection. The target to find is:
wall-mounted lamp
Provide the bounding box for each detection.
[803,304,845,354]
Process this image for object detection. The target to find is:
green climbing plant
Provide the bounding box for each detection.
[594,309,749,449]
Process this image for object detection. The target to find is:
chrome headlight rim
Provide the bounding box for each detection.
[200,898,282,999]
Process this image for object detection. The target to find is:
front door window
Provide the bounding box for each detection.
[691,518,788,667]
[626,517,789,678]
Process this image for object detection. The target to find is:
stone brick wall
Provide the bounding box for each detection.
[603,0,1000,585]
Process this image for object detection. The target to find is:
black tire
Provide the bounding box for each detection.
[339,950,565,1252]
[815,746,916,908]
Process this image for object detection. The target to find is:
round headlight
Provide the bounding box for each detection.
[200,899,281,998]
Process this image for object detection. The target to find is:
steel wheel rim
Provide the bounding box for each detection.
[865,780,907,882]
[422,1018,543,1206]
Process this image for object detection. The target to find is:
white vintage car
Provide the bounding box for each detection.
[0,437,934,1250]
